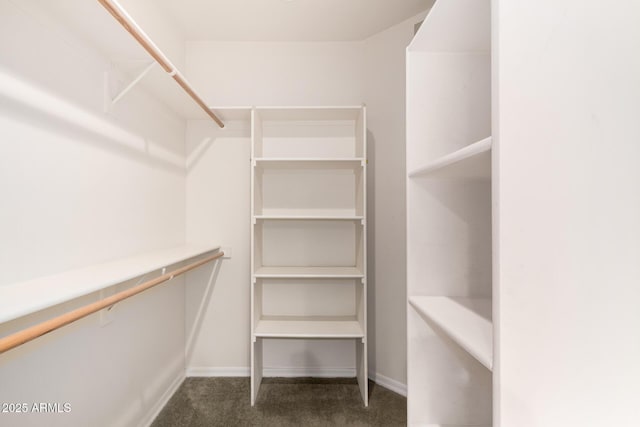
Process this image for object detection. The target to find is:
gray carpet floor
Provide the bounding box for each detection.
[151,377,406,426]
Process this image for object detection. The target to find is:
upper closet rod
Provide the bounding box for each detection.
[97,0,225,128]
[0,250,223,355]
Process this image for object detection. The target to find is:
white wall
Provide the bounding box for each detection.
[0,1,189,426]
[184,118,253,372]
[364,10,429,389]
[186,41,365,107]
[184,13,428,391]
[184,41,364,376]
[495,1,640,426]
[119,0,186,69]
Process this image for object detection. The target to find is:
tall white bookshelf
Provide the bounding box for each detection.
[250,106,368,406]
[406,0,492,426]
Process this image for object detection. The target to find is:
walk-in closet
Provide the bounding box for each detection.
[1,0,638,426]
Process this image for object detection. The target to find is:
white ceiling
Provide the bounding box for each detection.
[156,0,432,42]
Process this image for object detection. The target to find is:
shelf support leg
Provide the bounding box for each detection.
[356,339,368,406]
[251,337,263,406]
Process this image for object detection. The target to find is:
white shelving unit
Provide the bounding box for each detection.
[406,0,493,426]
[250,106,368,406]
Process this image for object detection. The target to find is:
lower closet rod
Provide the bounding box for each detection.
[0,250,224,355]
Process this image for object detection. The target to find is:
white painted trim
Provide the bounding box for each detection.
[262,121,356,129]
[187,366,250,377]
[139,371,185,427]
[186,367,407,396]
[368,372,407,397]
[187,366,355,378]
[264,367,356,378]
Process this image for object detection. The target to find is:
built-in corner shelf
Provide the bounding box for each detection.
[409,296,493,370]
[255,316,364,339]
[0,244,221,324]
[408,137,492,179]
[407,0,492,424]
[254,266,364,279]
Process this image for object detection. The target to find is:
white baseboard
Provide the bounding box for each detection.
[264,366,356,378]
[368,371,407,397]
[187,366,250,377]
[187,366,355,378]
[186,366,407,396]
[139,371,185,427]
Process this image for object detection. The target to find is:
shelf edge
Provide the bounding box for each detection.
[408,136,492,178]
[0,244,221,324]
[409,296,493,370]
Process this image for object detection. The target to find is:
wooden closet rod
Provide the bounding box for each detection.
[0,250,224,355]
[97,0,225,128]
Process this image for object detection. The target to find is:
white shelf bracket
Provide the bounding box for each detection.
[104,61,157,111]
[98,289,115,327]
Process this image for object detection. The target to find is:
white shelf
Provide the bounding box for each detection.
[408,137,492,179]
[255,106,364,121]
[254,316,364,338]
[255,215,364,221]
[254,266,364,279]
[0,244,221,324]
[255,158,364,167]
[409,296,493,370]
